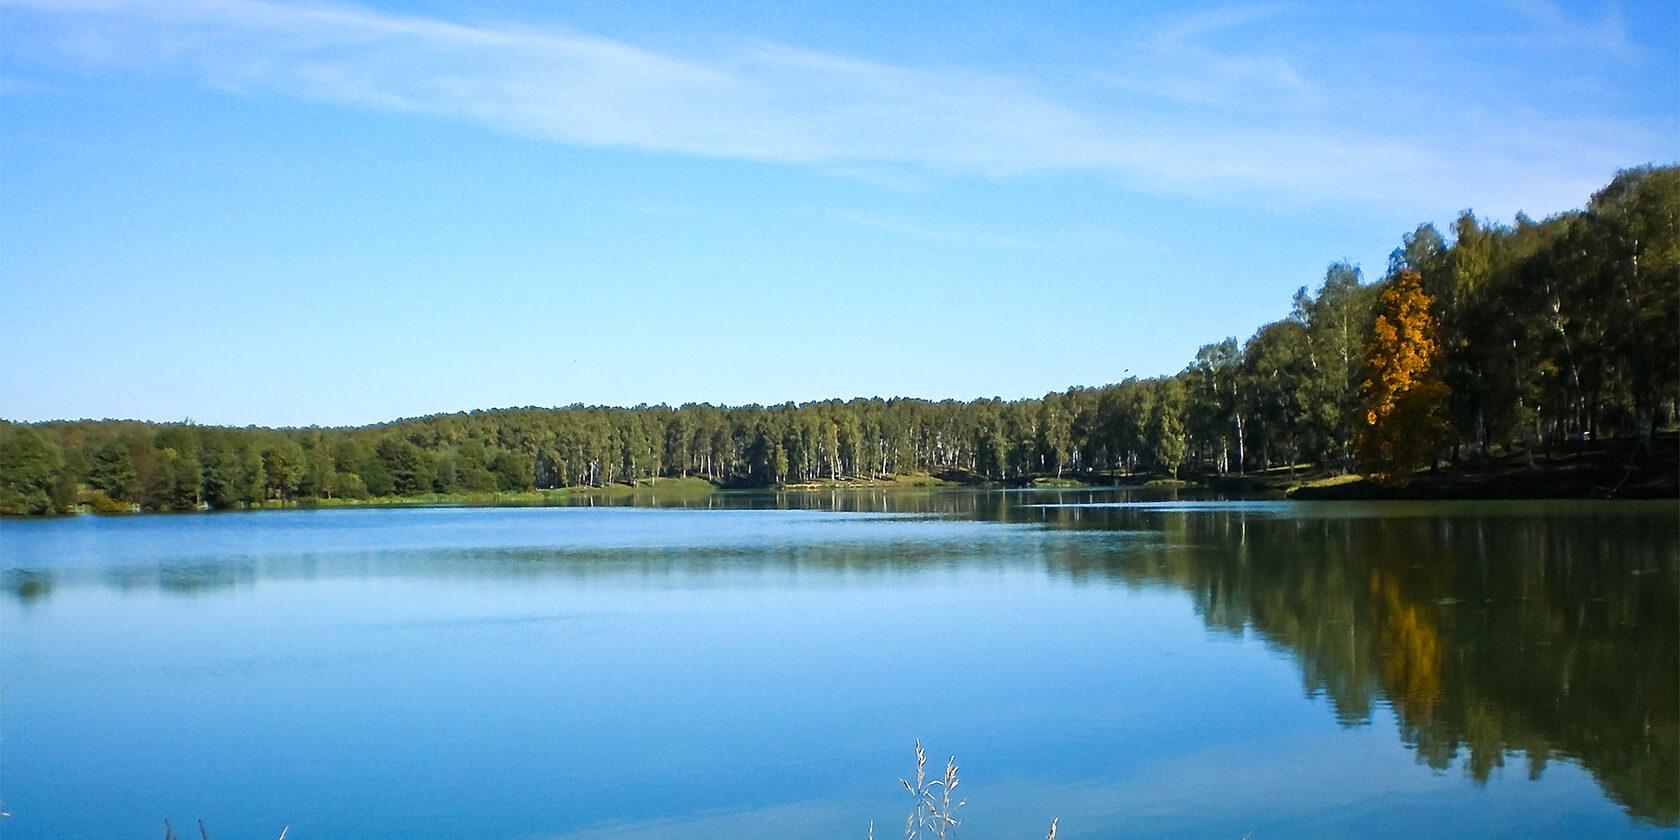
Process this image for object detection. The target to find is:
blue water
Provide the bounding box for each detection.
[1,495,1674,839]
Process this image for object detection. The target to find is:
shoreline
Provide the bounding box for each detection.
[5,435,1674,519]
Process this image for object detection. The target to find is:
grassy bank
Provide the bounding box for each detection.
[1284,433,1678,500]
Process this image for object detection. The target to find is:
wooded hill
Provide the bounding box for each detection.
[2,166,1675,514]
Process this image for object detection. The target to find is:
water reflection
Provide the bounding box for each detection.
[1027,500,1679,827]
[8,568,51,602]
[2,494,1674,826]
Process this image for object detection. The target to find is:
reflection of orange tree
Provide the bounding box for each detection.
[1370,567,1443,727]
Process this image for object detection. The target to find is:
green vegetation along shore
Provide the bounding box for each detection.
[2,166,1675,515]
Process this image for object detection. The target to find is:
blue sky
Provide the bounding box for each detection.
[2,0,1674,427]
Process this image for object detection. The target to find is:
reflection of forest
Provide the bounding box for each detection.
[7,493,1675,823]
[1028,503,1678,827]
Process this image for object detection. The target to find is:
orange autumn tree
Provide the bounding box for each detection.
[1356,270,1453,486]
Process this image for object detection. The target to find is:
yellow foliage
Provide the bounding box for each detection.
[1371,568,1443,726]
[1356,271,1453,486]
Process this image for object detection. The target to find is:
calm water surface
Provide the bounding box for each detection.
[1,490,1674,839]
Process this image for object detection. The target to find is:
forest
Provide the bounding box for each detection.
[1,166,1675,515]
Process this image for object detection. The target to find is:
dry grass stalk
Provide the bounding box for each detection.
[932,755,964,839]
[896,740,966,840]
[875,743,1058,840]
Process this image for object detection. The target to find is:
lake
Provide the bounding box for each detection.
[1,490,1674,839]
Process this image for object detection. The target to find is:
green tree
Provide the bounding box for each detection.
[167,449,202,510]
[328,471,371,499]
[0,427,60,515]
[1039,392,1074,477]
[51,460,80,513]
[449,441,498,491]
[1241,320,1313,471]
[1187,339,1242,473]
[1151,378,1188,478]
[200,437,245,509]
[1588,166,1680,451]
[489,449,534,491]
[263,438,307,501]
[90,438,139,502]
[376,437,435,496]
[1295,262,1375,469]
[299,443,336,499]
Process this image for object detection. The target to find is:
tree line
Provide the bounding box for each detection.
[1,166,1674,515]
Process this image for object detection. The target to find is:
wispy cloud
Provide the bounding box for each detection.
[1108,4,1321,112]
[1,0,1665,219]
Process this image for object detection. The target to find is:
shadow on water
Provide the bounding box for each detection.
[3,489,1675,825]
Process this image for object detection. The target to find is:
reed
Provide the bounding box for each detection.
[884,741,1056,840]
